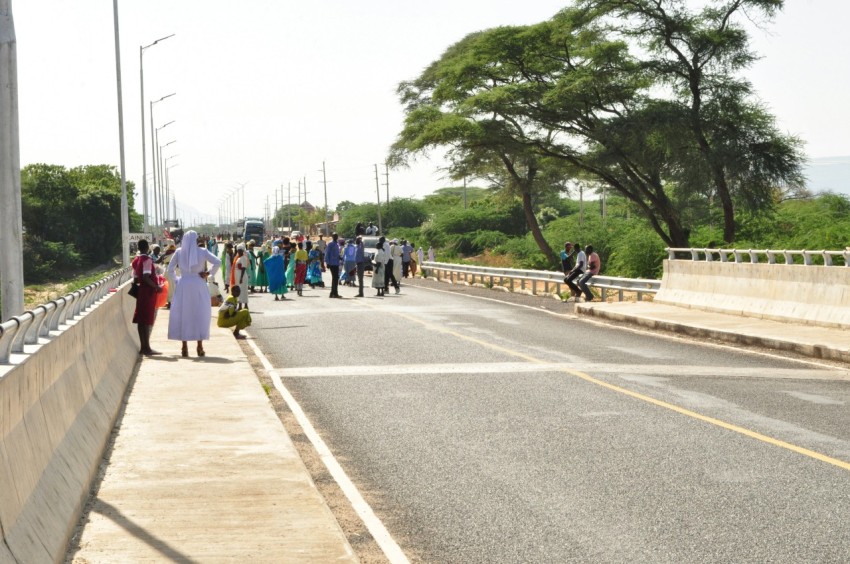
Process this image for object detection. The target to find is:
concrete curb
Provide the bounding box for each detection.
[576,301,850,364]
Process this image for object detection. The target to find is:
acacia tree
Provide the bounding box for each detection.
[577,0,804,243]
[390,32,566,265]
[392,0,803,249]
[391,18,697,249]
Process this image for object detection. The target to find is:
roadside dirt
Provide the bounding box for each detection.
[242,343,393,564]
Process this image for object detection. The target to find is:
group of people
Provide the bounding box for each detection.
[560,242,601,302]
[131,230,439,358]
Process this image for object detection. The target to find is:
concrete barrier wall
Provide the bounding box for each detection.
[654,260,850,329]
[0,286,138,563]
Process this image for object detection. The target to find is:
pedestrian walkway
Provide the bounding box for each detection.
[68,310,356,563]
[577,301,850,364]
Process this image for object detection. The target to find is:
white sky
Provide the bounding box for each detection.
[11,0,849,223]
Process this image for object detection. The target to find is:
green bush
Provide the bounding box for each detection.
[23,239,83,283]
[451,230,506,255]
[606,225,666,279]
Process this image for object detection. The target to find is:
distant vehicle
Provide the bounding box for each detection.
[360,235,382,272]
[163,219,183,244]
[243,220,264,244]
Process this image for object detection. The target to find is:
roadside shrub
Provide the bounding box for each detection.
[23,239,82,283]
[450,230,505,255]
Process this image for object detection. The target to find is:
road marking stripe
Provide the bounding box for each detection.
[246,336,410,564]
[273,362,848,381]
[389,310,850,473]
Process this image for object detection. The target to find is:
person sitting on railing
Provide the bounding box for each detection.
[560,242,574,275]
[565,244,586,300]
[578,245,601,302]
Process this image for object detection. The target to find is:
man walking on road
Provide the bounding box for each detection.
[326,233,341,298]
[354,236,366,297]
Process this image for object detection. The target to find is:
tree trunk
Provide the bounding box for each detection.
[520,188,558,266]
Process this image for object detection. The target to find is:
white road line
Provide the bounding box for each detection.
[270,361,850,381]
[246,336,410,564]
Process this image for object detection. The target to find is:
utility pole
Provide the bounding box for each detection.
[112,0,130,267]
[579,183,584,229]
[463,177,468,209]
[374,164,383,234]
[287,181,292,232]
[0,0,24,320]
[383,162,389,205]
[321,161,329,235]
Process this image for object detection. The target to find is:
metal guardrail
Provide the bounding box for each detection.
[0,268,132,364]
[667,247,850,266]
[421,262,660,302]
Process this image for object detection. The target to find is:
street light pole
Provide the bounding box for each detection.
[139,33,174,234]
[0,0,24,320]
[149,94,175,230]
[166,163,179,219]
[112,0,130,267]
[158,139,176,219]
[321,161,329,235]
[374,164,383,234]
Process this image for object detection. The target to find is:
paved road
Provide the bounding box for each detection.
[246,277,850,563]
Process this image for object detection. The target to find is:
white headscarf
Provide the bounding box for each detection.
[177,230,203,271]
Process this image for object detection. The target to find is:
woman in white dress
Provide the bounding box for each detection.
[168,230,222,357]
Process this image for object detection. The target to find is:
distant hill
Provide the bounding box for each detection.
[803,156,850,195]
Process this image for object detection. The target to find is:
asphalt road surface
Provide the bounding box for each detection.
[245,276,850,563]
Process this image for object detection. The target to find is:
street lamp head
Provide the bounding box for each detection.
[142,33,176,50]
[152,92,176,106]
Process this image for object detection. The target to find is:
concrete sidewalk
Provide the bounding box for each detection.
[576,300,850,364]
[67,310,357,563]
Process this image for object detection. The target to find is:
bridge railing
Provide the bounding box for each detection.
[666,247,850,266]
[420,262,660,302]
[0,268,132,364]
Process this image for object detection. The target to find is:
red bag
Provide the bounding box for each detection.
[155,276,169,309]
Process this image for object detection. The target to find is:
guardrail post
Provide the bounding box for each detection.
[24,305,47,344]
[690,249,699,261]
[0,320,18,363]
[823,251,833,267]
[37,301,55,338]
[11,311,33,352]
[531,280,537,295]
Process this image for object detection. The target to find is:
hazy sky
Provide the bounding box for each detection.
[11,0,849,224]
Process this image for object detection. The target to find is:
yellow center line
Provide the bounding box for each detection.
[390,309,850,473]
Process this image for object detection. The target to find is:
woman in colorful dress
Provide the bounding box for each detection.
[217,285,252,339]
[229,244,250,310]
[264,240,288,301]
[255,241,270,292]
[306,241,323,288]
[284,239,296,290]
[293,241,308,296]
[246,240,259,293]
